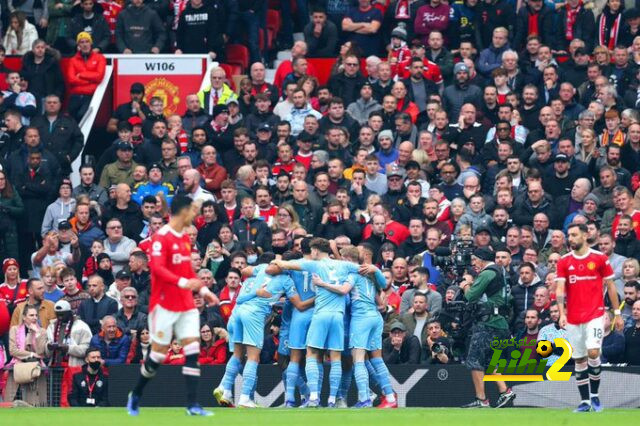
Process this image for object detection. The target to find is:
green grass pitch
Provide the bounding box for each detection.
[3,407,640,426]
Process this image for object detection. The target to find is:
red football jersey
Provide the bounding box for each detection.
[555,249,614,324]
[611,210,640,240]
[149,225,197,313]
[0,281,28,307]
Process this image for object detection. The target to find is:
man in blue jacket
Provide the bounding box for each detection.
[89,315,131,366]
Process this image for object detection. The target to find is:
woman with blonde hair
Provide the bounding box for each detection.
[5,304,48,406]
[616,258,640,293]
[575,128,598,163]
[273,205,301,240]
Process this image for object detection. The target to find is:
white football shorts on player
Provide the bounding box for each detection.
[148,305,200,346]
[565,314,605,359]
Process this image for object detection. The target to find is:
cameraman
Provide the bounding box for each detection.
[459,247,516,408]
[422,319,452,364]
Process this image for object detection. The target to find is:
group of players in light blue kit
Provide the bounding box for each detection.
[213,237,398,409]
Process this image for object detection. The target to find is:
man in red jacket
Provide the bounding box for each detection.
[196,145,227,198]
[66,32,107,122]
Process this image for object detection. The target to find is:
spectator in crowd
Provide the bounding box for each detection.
[175,0,227,59]
[46,299,92,366]
[115,0,166,53]
[101,218,137,273]
[79,275,118,334]
[66,31,107,122]
[107,83,150,134]
[69,347,110,406]
[10,277,56,328]
[342,0,383,57]
[3,12,39,56]
[382,321,421,364]
[198,322,228,365]
[99,142,139,188]
[67,0,111,53]
[305,7,339,58]
[328,54,366,107]
[624,300,640,365]
[0,170,24,261]
[602,309,625,364]
[46,0,76,54]
[5,304,48,406]
[40,179,76,236]
[89,314,130,365]
[102,184,144,242]
[126,326,150,364]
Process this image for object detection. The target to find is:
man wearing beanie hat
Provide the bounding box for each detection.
[208,103,234,153]
[458,246,516,408]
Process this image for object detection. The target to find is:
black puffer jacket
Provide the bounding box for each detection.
[20,50,65,104]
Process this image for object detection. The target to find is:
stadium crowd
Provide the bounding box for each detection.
[2,0,640,407]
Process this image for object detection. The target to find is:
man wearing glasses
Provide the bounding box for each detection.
[328,54,367,106]
[116,286,147,336]
[103,218,137,274]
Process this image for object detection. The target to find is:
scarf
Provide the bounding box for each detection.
[599,8,622,50]
[565,1,583,41]
[601,129,625,146]
[395,0,410,19]
[528,11,540,36]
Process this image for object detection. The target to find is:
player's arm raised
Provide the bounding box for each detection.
[605,278,625,331]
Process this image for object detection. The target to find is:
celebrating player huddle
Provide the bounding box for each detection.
[125,195,396,415]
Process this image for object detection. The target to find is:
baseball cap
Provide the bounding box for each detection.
[258,123,272,132]
[116,141,134,151]
[454,62,470,74]
[116,270,131,280]
[130,82,145,94]
[149,163,163,173]
[554,153,569,162]
[390,321,407,332]
[54,300,72,313]
[58,220,72,231]
[388,166,406,179]
[472,247,494,261]
[475,225,491,235]
[212,104,229,118]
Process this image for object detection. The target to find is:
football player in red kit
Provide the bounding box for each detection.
[555,223,624,413]
[127,195,216,416]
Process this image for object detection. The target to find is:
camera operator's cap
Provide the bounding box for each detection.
[454,62,470,75]
[127,116,143,127]
[76,31,93,44]
[116,269,131,280]
[116,141,134,151]
[2,258,19,273]
[390,321,407,332]
[258,123,272,132]
[58,220,72,231]
[54,300,72,313]
[130,82,145,94]
[554,153,569,162]
[388,166,406,179]
[472,247,494,262]
[212,104,229,119]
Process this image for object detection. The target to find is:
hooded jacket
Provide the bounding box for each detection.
[89,326,131,365]
[115,4,166,53]
[511,274,543,316]
[41,197,77,236]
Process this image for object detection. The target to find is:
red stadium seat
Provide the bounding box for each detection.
[225,44,249,72]
[218,64,239,90]
[266,9,282,35]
